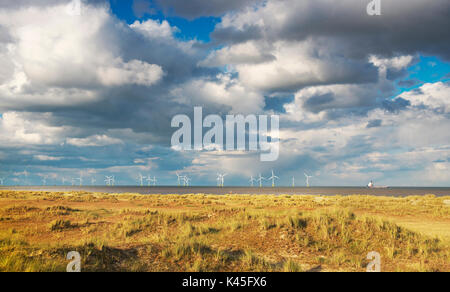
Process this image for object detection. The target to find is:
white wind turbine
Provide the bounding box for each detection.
[249,176,256,187]
[91,177,96,185]
[152,176,157,186]
[111,176,115,186]
[41,175,48,186]
[146,175,153,187]
[304,172,313,188]
[217,173,227,187]
[23,169,29,186]
[184,176,191,187]
[176,172,183,186]
[0,177,5,186]
[268,170,279,187]
[62,177,67,186]
[77,172,83,186]
[292,176,295,188]
[105,176,113,186]
[257,174,265,188]
[138,173,145,187]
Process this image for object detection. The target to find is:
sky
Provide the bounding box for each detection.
[0,0,449,187]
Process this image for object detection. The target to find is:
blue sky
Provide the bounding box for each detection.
[0,0,449,187]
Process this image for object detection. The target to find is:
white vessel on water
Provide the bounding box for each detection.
[367,180,388,189]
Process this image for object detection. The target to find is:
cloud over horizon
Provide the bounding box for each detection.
[0,0,449,186]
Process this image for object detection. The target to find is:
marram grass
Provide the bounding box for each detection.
[0,191,449,272]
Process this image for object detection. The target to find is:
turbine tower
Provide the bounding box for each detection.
[23,169,29,186]
[0,177,5,186]
[176,173,182,186]
[184,176,191,187]
[268,170,279,187]
[217,173,227,187]
[42,175,48,186]
[249,176,256,187]
[292,176,295,188]
[152,176,157,186]
[138,173,145,187]
[91,177,96,185]
[78,172,83,186]
[257,174,265,188]
[105,176,114,186]
[304,172,313,188]
[62,177,67,186]
[146,175,153,187]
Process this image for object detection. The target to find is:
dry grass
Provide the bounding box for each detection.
[0,191,449,272]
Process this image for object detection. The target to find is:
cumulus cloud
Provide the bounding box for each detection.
[0,112,66,146]
[400,82,450,114]
[0,0,449,186]
[170,73,265,114]
[0,5,163,90]
[215,0,450,59]
[66,134,123,147]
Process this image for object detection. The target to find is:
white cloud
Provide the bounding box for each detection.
[0,111,66,146]
[401,82,450,114]
[34,155,63,161]
[199,41,275,67]
[66,134,123,147]
[170,73,265,114]
[0,3,163,111]
[96,58,163,87]
[201,39,377,92]
[130,19,178,40]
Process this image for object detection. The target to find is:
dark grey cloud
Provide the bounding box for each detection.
[211,25,264,44]
[215,0,450,60]
[367,119,382,128]
[303,93,335,114]
[382,97,411,113]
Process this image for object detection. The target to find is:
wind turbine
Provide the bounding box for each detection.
[77,172,83,186]
[249,176,256,187]
[292,176,295,188]
[91,177,96,185]
[176,172,183,186]
[23,169,29,186]
[257,174,265,188]
[304,172,313,188]
[146,175,153,187]
[62,177,67,186]
[268,170,279,187]
[0,177,5,186]
[217,173,227,187]
[138,173,145,187]
[105,176,113,186]
[152,176,157,186]
[42,175,48,186]
[184,176,191,187]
